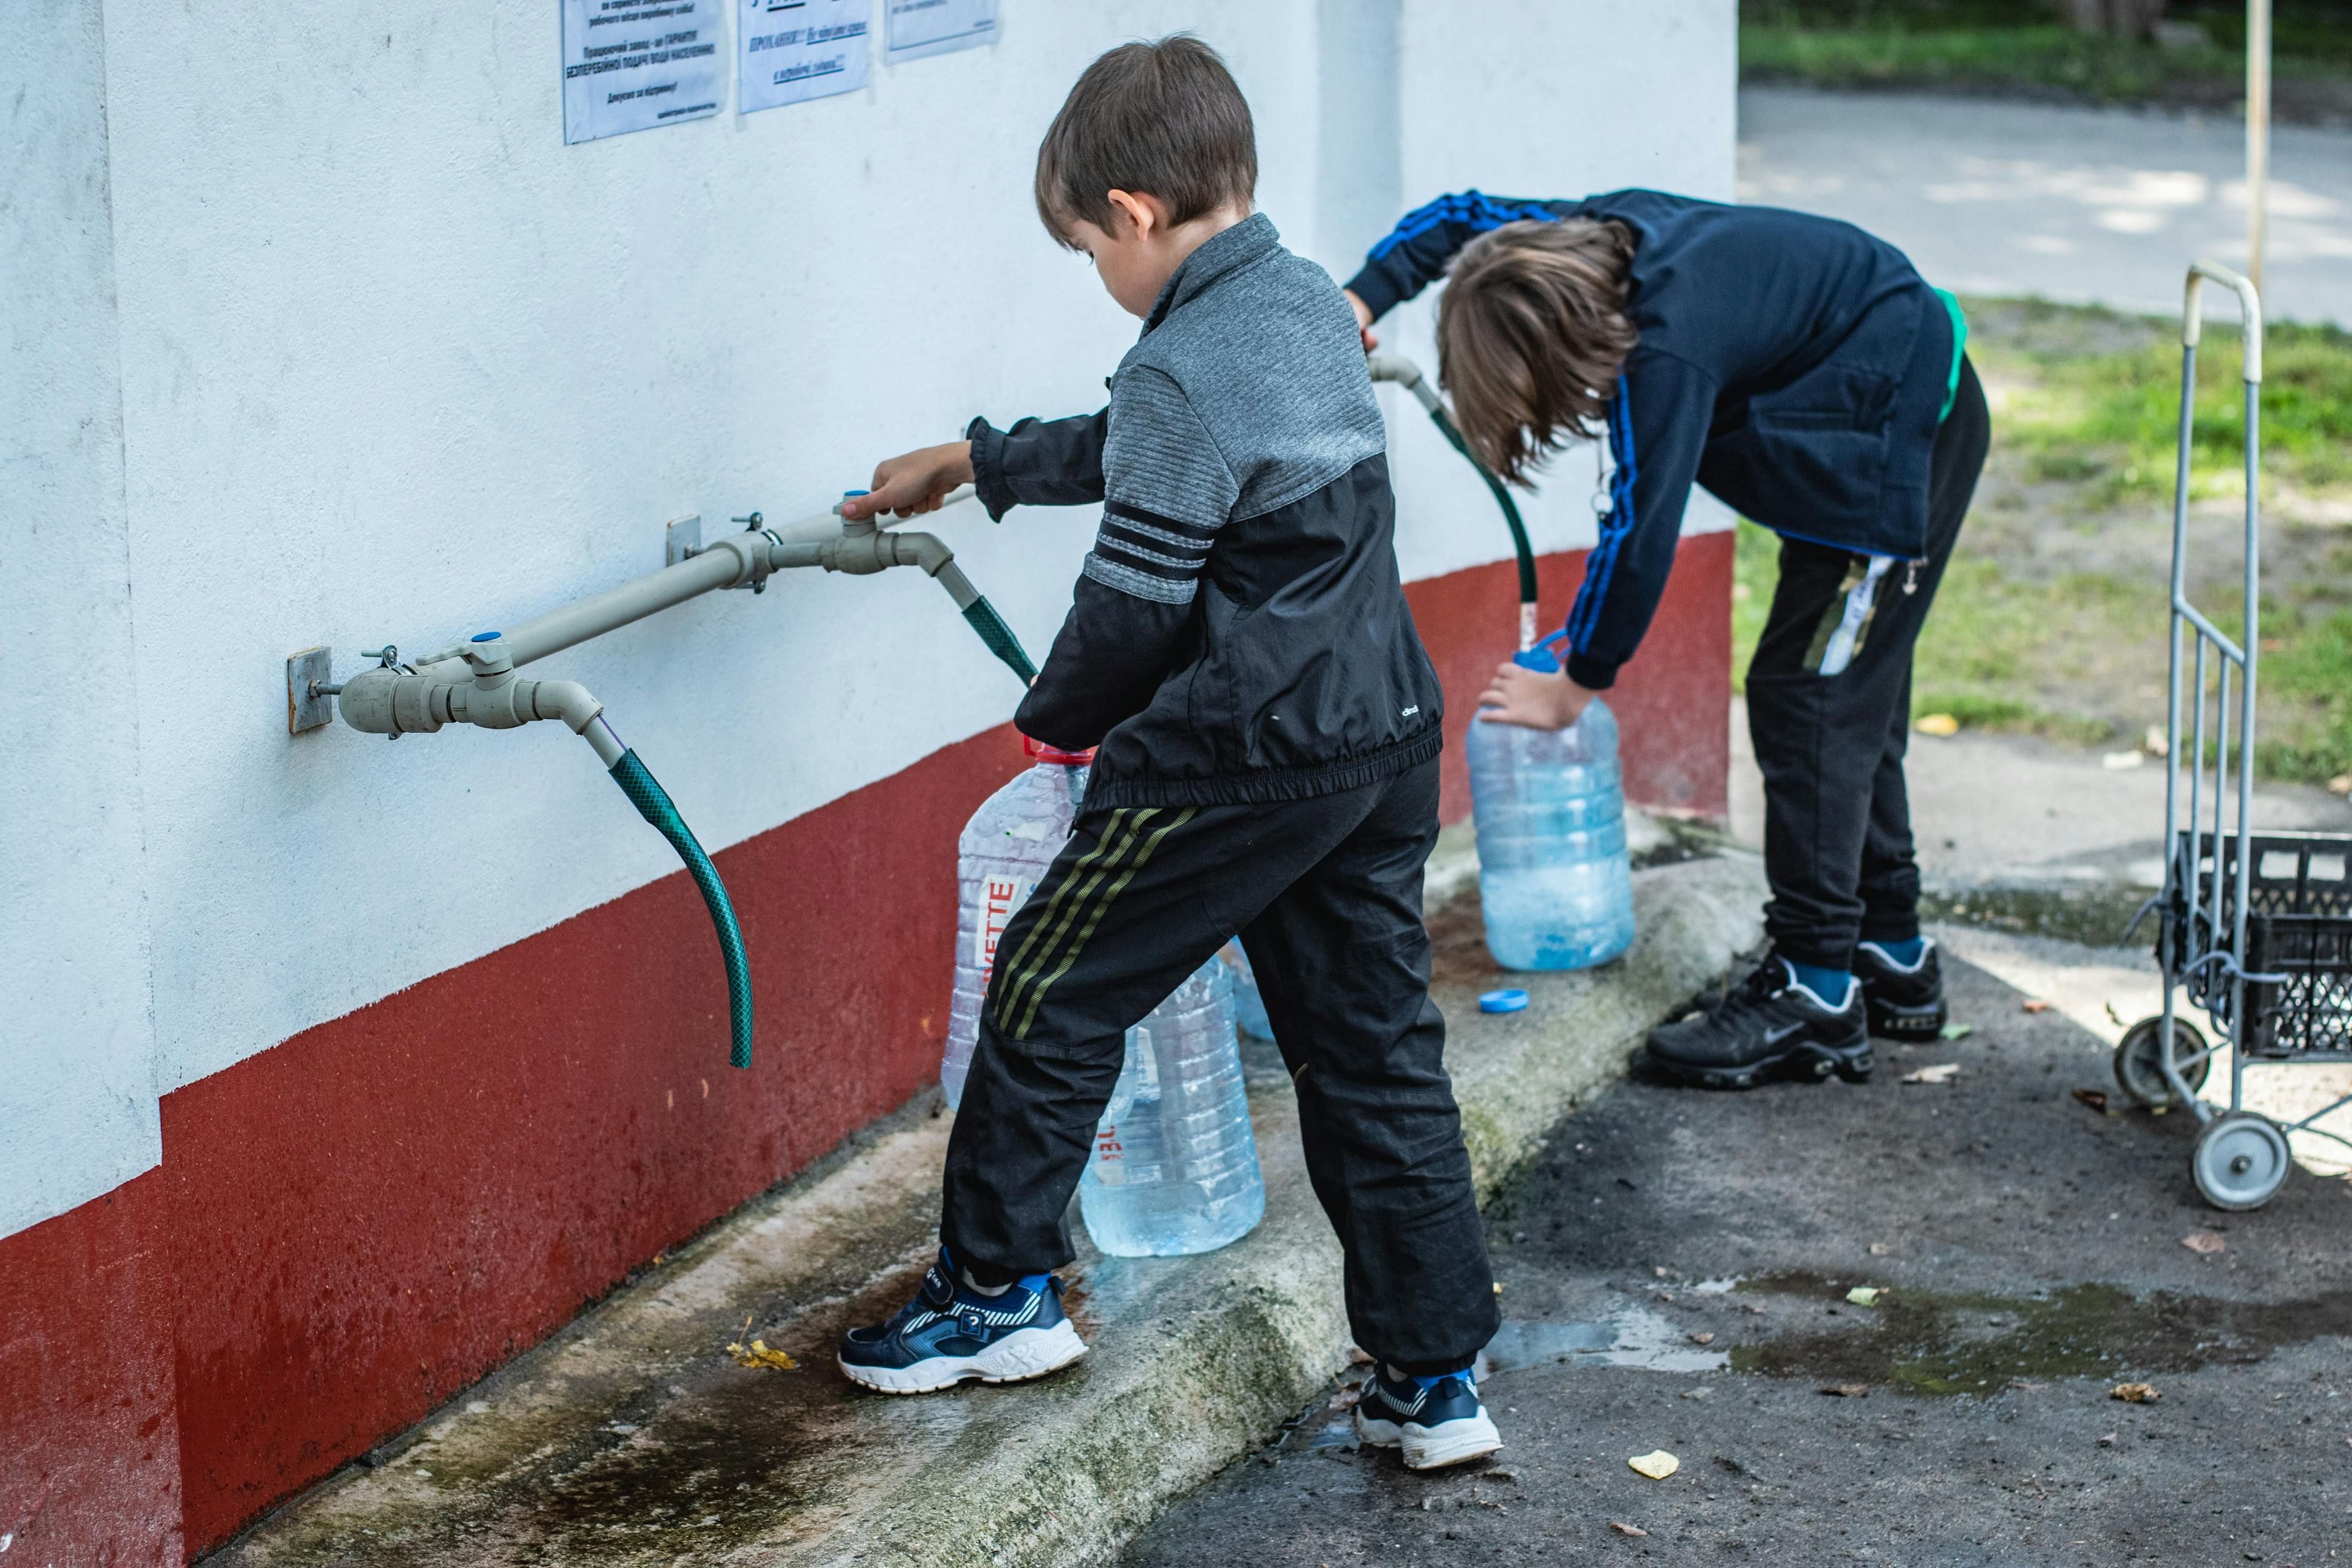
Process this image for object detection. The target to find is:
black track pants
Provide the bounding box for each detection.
[942,755,1498,1375]
[1746,359,1991,970]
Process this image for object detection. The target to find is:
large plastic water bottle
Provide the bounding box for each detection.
[1080,957,1266,1257]
[1468,639,1635,971]
[1219,940,1276,1042]
[944,737,1093,1109]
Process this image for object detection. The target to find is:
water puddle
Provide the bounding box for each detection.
[1483,1305,1732,1376]
[1728,1274,2352,1396]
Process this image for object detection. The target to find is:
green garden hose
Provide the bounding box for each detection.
[609,750,754,1069]
[1427,405,1540,614]
[961,595,1039,685]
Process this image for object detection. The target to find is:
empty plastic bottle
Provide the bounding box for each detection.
[1468,643,1635,971]
[1219,940,1276,1042]
[944,738,1092,1109]
[1080,957,1266,1257]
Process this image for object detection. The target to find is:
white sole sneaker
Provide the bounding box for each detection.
[1355,1405,1505,1470]
[837,1319,1087,1395]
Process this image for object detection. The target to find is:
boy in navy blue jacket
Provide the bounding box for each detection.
[1344,190,1989,1088]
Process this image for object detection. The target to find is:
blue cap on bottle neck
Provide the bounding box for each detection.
[1512,630,1567,674]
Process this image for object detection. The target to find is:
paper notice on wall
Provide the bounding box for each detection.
[562,0,723,145]
[740,0,871,113]
[884,0,996,64]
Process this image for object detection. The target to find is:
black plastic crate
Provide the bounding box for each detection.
[2165,831,2352,1058]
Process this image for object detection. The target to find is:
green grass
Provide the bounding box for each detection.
[1728,515,2352,784]
[1970,301,2352,507]
[1741,1,2352,105]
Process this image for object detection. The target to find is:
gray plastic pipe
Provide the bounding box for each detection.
[410,486,1003,680]
[335,631,755,1068]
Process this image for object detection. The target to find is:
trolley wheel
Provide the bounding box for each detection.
[2192,1112,2291,1212]
[2113,1016,2209,1109]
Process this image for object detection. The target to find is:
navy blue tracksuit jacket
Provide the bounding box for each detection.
[1343,190,1958,692]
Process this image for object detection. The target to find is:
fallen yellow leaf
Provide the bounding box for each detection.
[1915,713,1960,737]
[1845,1287,1881,1306]
[1627,1449,1680,1480]
[2111,1382,2160,1403]
[727,1338,799,1371]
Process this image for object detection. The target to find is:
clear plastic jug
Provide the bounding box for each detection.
[1468,638,1636,971]
[943,739,1092,1109]
[1079,957,1266,1257]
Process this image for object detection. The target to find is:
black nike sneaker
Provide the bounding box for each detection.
[1854,937,1947,1041]
[1354,1363,1503,1470]
[1645,952,1872,1089]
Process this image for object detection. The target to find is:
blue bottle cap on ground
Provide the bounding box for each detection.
[1479,988,1530,1014]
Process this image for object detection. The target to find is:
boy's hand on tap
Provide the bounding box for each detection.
[842,440,976,521]
[1478,660,1598,730]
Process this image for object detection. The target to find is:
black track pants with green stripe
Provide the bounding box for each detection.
[1746,357,1991,969]
[943,755,1498,1375]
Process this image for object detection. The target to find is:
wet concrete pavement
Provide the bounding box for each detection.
[1118,947,2352,1567]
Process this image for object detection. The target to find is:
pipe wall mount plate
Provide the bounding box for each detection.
[287,646,334,733]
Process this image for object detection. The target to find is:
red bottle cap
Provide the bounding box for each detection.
[1023,733,1096,766]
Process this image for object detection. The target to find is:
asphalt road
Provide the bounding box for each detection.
[1118,944,2352,1567]
[1739,86,2352,328]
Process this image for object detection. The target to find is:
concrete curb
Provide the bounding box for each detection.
[217,854,1765,1568]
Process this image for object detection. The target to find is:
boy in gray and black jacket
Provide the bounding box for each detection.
[832,36,1502,1470]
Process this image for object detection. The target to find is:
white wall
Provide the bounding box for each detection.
[0,0,161,1237]
[1379,0,1741,580]
[4,0,1735,1237]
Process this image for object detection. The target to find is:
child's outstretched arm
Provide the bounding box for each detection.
[840,407,1109,523]
[1341,191,1564,326]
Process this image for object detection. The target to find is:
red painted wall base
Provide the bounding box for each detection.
[0,535,1730,1562]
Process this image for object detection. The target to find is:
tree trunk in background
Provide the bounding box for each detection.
[2049,0,2168,37]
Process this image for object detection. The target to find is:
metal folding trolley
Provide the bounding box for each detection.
[2115,262,2352,1210]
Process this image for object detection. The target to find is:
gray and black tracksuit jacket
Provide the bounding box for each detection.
[968,211,1444,808]
[945,214,1498,1372]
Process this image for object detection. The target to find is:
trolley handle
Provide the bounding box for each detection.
[2182,261,2264,384]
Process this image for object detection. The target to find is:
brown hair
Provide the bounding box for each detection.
[1437,219,1640,484]
[1034,35,1256,248]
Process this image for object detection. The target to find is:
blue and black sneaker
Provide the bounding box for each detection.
[836,1250,1086,1395]
[1354,1362,1504,1470]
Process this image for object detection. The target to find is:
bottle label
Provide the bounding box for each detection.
[974,873,1033,981]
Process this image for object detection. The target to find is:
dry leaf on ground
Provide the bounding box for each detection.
[726,1338,797,1371]
[2112,1382,2162,1403]
[1869,1242,1891,1256]
[2180,1231,2226,1255]
[1820,1383,1871,1398]
[1690,1332,1717,1344]
[2073,1088,2111,1113]
[1628,1450,1680,1479]
[1610,1521,1649,1537]
[2022,999,2054,1014]
[1902,1063,1959,1085]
